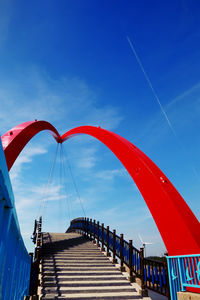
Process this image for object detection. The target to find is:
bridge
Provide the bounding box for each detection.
[0,120,200,300]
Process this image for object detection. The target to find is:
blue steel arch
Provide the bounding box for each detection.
[0,138,31,299]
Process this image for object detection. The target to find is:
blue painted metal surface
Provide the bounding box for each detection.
[0,137,31,300]
[167,254,200,300]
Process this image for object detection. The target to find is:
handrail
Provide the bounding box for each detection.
[29,217,42,298]
[67,217,170,298]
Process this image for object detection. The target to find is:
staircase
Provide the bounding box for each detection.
[40,232,149,299]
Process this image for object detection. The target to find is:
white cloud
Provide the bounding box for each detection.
[31,184,66,202]
[0,67,123,135]
[10,145,47,181]
[76,147,98,169]
[95,168,124,180]
[81,106,123,131]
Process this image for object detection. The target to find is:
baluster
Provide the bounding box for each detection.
[88,218,90,238]
[93,220,96,243]
[128,239,135,282]
[80,218,82,234]
[84,217,86,237]
[159,263,163,293]
[112,229,117,263]
[140,247,148,297]
[164,252,171,300]
[85,217,87,236]
[106,226,111,257]
[90,219,92,240]
[86,218,89,238]
[120,234,125,272]
[97,221,100,247]
[101,223,105,251]
[152,261,155,290]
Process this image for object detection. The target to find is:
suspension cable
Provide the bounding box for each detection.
[59,143,72,224]
[61,144,86,218]
[37,143,59,219]
[60,144,77,220]
[58,144,63,230]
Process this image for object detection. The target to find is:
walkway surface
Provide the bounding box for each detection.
[39,232,151,300]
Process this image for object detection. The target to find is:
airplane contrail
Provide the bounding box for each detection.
[126,36,177,137]
[127,36,200,180]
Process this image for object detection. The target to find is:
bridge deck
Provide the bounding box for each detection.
[39,232,150,299]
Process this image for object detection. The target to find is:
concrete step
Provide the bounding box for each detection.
[42,261,112,264]
[47,250,101,252]
[43,285,137,294]
[42,260,114,266]
[41,291,142,299]
[40,232,146,300]
[42,263,116,270]
[42,247,100,250]
[43,275,127,282]
[41,293,141,300]
[43,253,105,256]
[45,253,104,259]
[43,271,121,276]
[43,280,131,287]
[42,257,109,261]
[42,266,116,271]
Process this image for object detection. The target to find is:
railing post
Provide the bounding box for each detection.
[140,247,148,297]
[86,218,89,238]
[90,218,92,240]
[93,220,96,243]
[101,223,105,251]
[97,221,100,247]
[83,217,86,237]
[81,218,83,234]
[86,218,88,237]
[165,253,171,300]
[35,216,42,260]
[106,226,111,257]
[80,218,82,234]
[112,229,117,264]
[128,240,135,282]
[120,234,125,272]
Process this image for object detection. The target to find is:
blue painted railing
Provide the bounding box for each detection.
[0,138,31,299]
[167,254,200,300]
[67,217,170,298]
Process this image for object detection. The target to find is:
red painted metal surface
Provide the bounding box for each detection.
[61,126,200,256]
[1,121,61,171]
[1,121,200,256]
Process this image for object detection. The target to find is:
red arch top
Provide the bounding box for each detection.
[1,121,61,171]
[1,121,200,256]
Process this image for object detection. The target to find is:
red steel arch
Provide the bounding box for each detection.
[1,121,61,171]
[1,121,200,255]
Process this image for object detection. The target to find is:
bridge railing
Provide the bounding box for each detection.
[167,254,200,300]
[67,217,170,298]
[0,137,31,300]
[28,216,43,298]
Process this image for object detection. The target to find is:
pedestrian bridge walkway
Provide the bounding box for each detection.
[39,232,150,300]
[1,120,200,300]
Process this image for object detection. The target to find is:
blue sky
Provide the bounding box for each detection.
[0,0,200,256]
